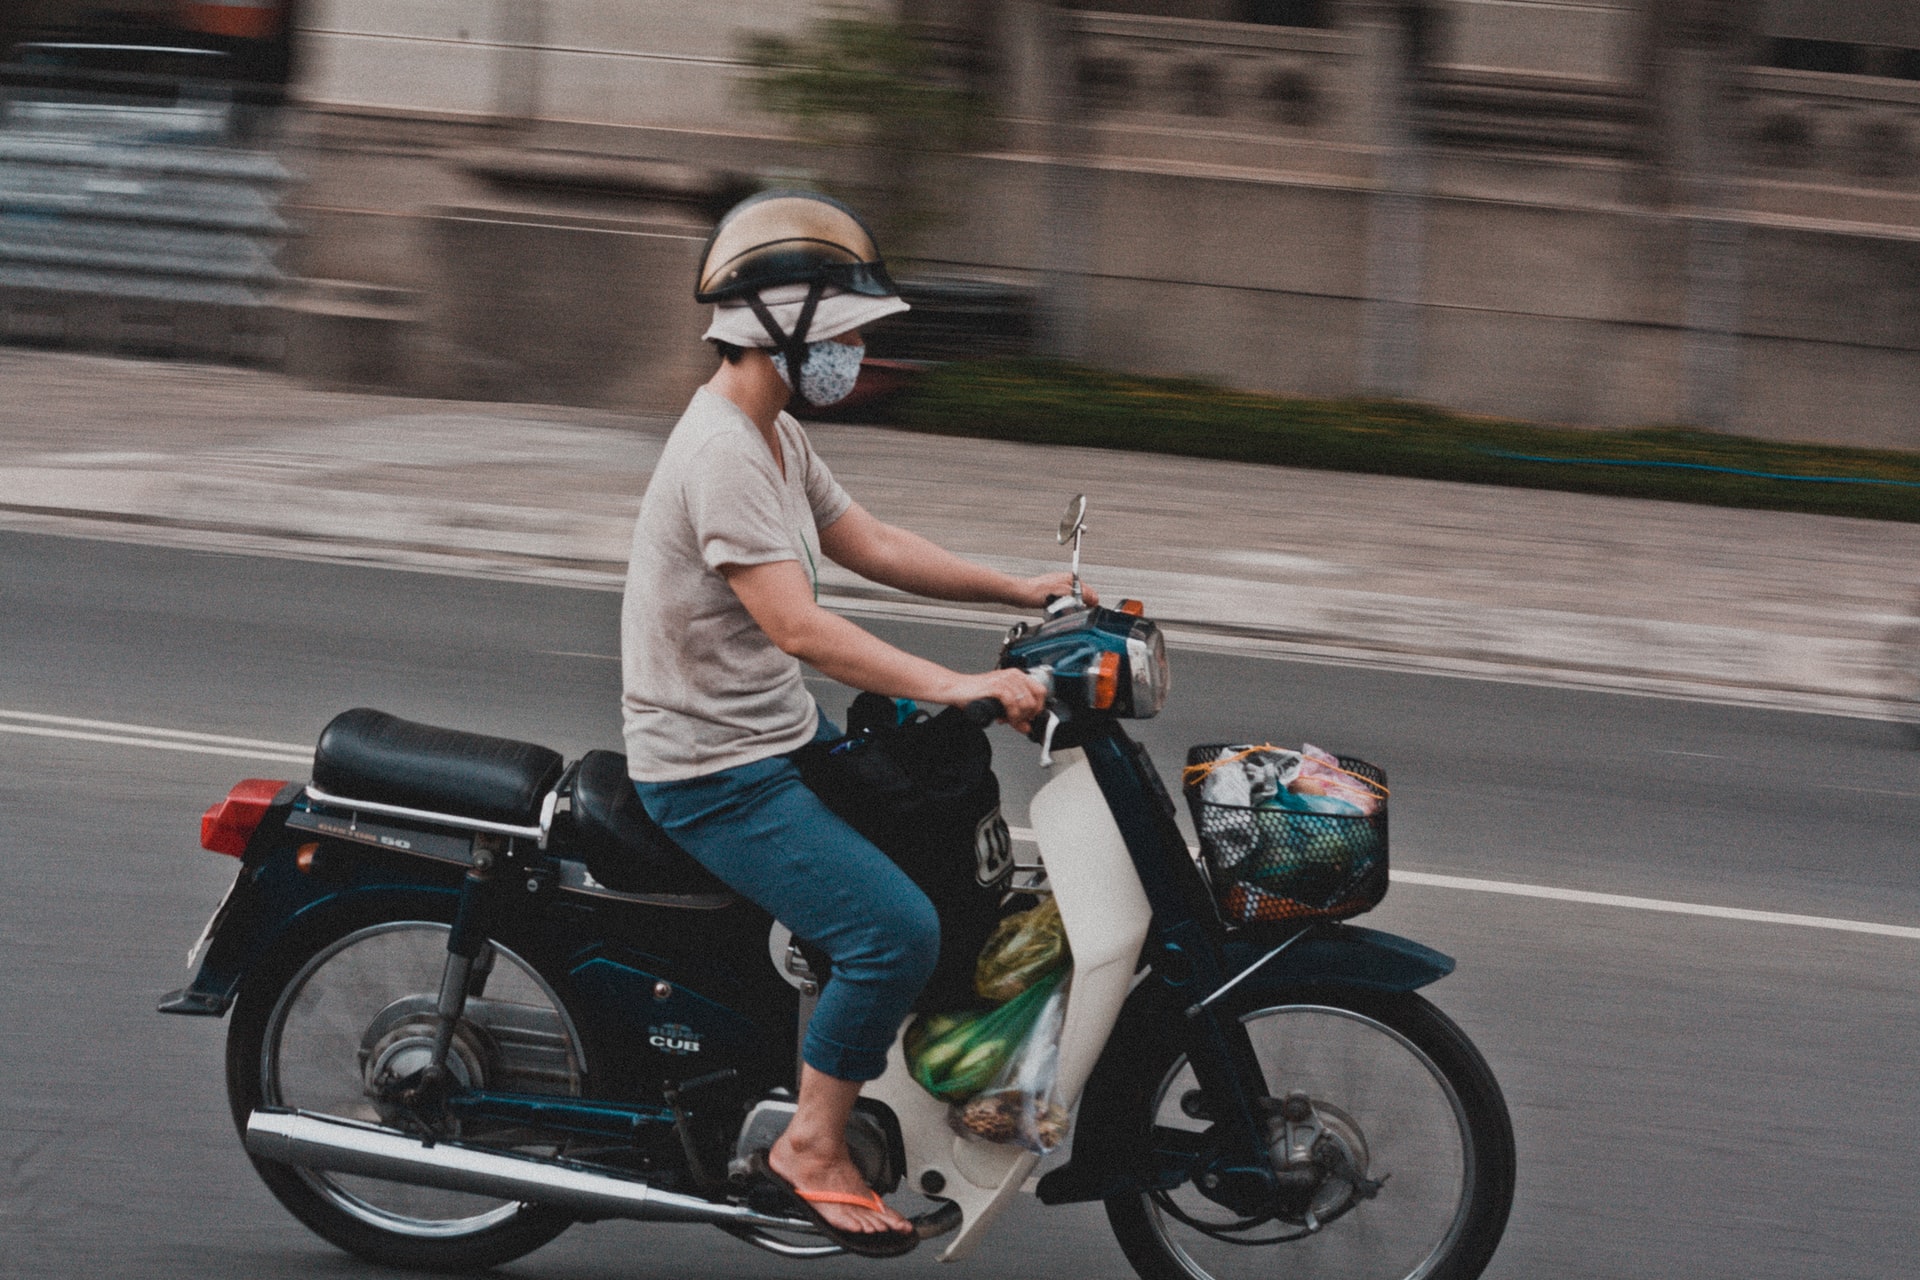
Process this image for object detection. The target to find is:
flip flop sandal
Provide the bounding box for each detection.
[748,1150,919,1259]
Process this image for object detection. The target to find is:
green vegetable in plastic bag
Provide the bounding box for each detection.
[950,973,1073,1153]
[905,968,1067,1101]
[974,897,1070,1003]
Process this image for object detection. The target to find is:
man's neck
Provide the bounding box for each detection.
[706,351,791,473]
[707,350,790,435]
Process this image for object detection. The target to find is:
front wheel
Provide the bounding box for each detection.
[1105,986,1515,1280]
[227,916,588,1272]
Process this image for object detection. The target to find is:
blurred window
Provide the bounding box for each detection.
[1060,2,1332,26]
[1239,0,1331,27]
[1764,38,1920,81]
[15,41,225,79]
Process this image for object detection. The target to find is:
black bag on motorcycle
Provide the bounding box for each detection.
[791,694,1016,1011]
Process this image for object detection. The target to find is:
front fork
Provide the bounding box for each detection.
[1158,924,1289,1217]
[1077,728,1288,1212]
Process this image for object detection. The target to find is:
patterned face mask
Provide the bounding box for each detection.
[771,339,865,406]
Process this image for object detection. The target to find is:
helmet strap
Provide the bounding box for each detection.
[746,281,826,408]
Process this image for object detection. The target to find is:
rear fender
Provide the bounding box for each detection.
[1034,923,1453,1206]
[157,813,464,1016]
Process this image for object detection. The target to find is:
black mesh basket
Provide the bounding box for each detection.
[1183,744,1388,927]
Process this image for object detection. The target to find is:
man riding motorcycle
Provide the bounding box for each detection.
[619,190,1091,1254]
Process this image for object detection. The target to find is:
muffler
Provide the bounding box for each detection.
[244,1108,820,1232]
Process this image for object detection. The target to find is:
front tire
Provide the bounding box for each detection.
[1105,986,1515,1280]
[227,916,585,1272]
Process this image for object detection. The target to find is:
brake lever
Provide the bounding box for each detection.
[1029,694,1071,768]
[1038,709,1063,769]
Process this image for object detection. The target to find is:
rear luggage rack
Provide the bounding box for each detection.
[303,783,555,846]
[297,784,736,909]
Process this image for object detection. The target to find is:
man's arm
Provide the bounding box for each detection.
[722,559,1049,730]
[818,503,1093,607]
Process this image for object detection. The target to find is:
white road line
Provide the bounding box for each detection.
[1005,826,1920,941]
[13,712,1916,940]
[1389,870,1920,940]
[1815,782,1920,800]
[0,710,312,764]
[0,709,309,751]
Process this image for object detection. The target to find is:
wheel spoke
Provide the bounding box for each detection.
[1115,996,1504,1280]
[260,922,584,1239]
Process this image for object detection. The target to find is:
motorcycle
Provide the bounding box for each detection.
[160,497,1515,1280]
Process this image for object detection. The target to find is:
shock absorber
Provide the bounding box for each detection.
[404,837,501,1119]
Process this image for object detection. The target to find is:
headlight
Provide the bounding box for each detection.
[1126,622,1169,718]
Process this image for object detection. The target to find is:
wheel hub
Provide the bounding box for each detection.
[358,998,492,1130]
[1263,1094,1379,1228]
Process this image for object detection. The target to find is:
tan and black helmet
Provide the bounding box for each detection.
[695,190,898,304]
[695,191,902,403]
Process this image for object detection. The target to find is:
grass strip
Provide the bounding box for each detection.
[892,359,1920,523]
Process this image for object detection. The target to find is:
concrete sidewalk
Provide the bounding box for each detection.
[2,348,1915,718]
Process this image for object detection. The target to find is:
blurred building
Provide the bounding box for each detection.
[2,3,1916,444]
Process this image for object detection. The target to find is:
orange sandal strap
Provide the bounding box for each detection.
[793,1187,889,1213]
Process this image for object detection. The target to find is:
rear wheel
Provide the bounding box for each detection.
[1105,987,1515,1280]
[227,917,587,1272]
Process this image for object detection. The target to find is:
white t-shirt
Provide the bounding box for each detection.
[621,387,852,781]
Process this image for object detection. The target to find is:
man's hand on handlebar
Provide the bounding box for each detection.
[947,668,1049,734]
[1013,572,1098,609]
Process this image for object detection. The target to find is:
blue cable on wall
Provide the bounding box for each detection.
[1476,449,1920,490]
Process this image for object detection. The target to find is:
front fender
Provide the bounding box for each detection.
[1223,922,1454,996]
[1034,922,1453,1206]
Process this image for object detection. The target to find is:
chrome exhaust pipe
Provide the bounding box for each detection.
[244,1109,820,1233]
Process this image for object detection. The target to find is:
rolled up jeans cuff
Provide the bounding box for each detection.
[801,1025,894,1084]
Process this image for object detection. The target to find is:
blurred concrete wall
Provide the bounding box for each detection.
[245,2,1920,443]
[294,0,888,129]
[1435,0,1640,80]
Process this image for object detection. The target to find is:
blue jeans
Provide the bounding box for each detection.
[632,718,939,1082]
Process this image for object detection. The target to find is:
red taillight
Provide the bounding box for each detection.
[201,778,289,857]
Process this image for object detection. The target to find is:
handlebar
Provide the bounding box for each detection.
[962,698,1004,727]
[962,666,1057,730]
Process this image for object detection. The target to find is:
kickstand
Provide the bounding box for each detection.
[665,1068,739,1193]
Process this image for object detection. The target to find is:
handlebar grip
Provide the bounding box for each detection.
[963,698,1005,727]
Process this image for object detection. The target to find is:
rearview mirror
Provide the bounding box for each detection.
[1058,494,1087,547]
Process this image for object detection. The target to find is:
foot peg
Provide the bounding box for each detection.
[912,1199,963,1241]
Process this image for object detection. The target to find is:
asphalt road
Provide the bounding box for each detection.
[4,529,1920,1279]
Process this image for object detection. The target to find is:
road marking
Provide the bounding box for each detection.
[1654,749,1727,759]
[1006,826,1920,941]
[1389,869,1920,940]
[543,650,619,662]
[0,710,311,765]
[14,711,1916,940]
[1815,782,1920,800]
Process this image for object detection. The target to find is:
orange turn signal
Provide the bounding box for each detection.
[1117,599,1145,617]
[1090,652,1122,709]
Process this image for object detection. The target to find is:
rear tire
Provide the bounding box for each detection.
[227,914,584,1272]
[1104,986,1515,1280]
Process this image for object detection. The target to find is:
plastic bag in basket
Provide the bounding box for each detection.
[906,968,1067,1101]
[949,971,1072,1154]
[974,897,1070,1003]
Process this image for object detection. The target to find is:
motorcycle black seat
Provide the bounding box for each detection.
[313,708,565,827]
[569,750,733,898]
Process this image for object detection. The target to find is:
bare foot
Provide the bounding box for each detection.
[768,1132,913,1238]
